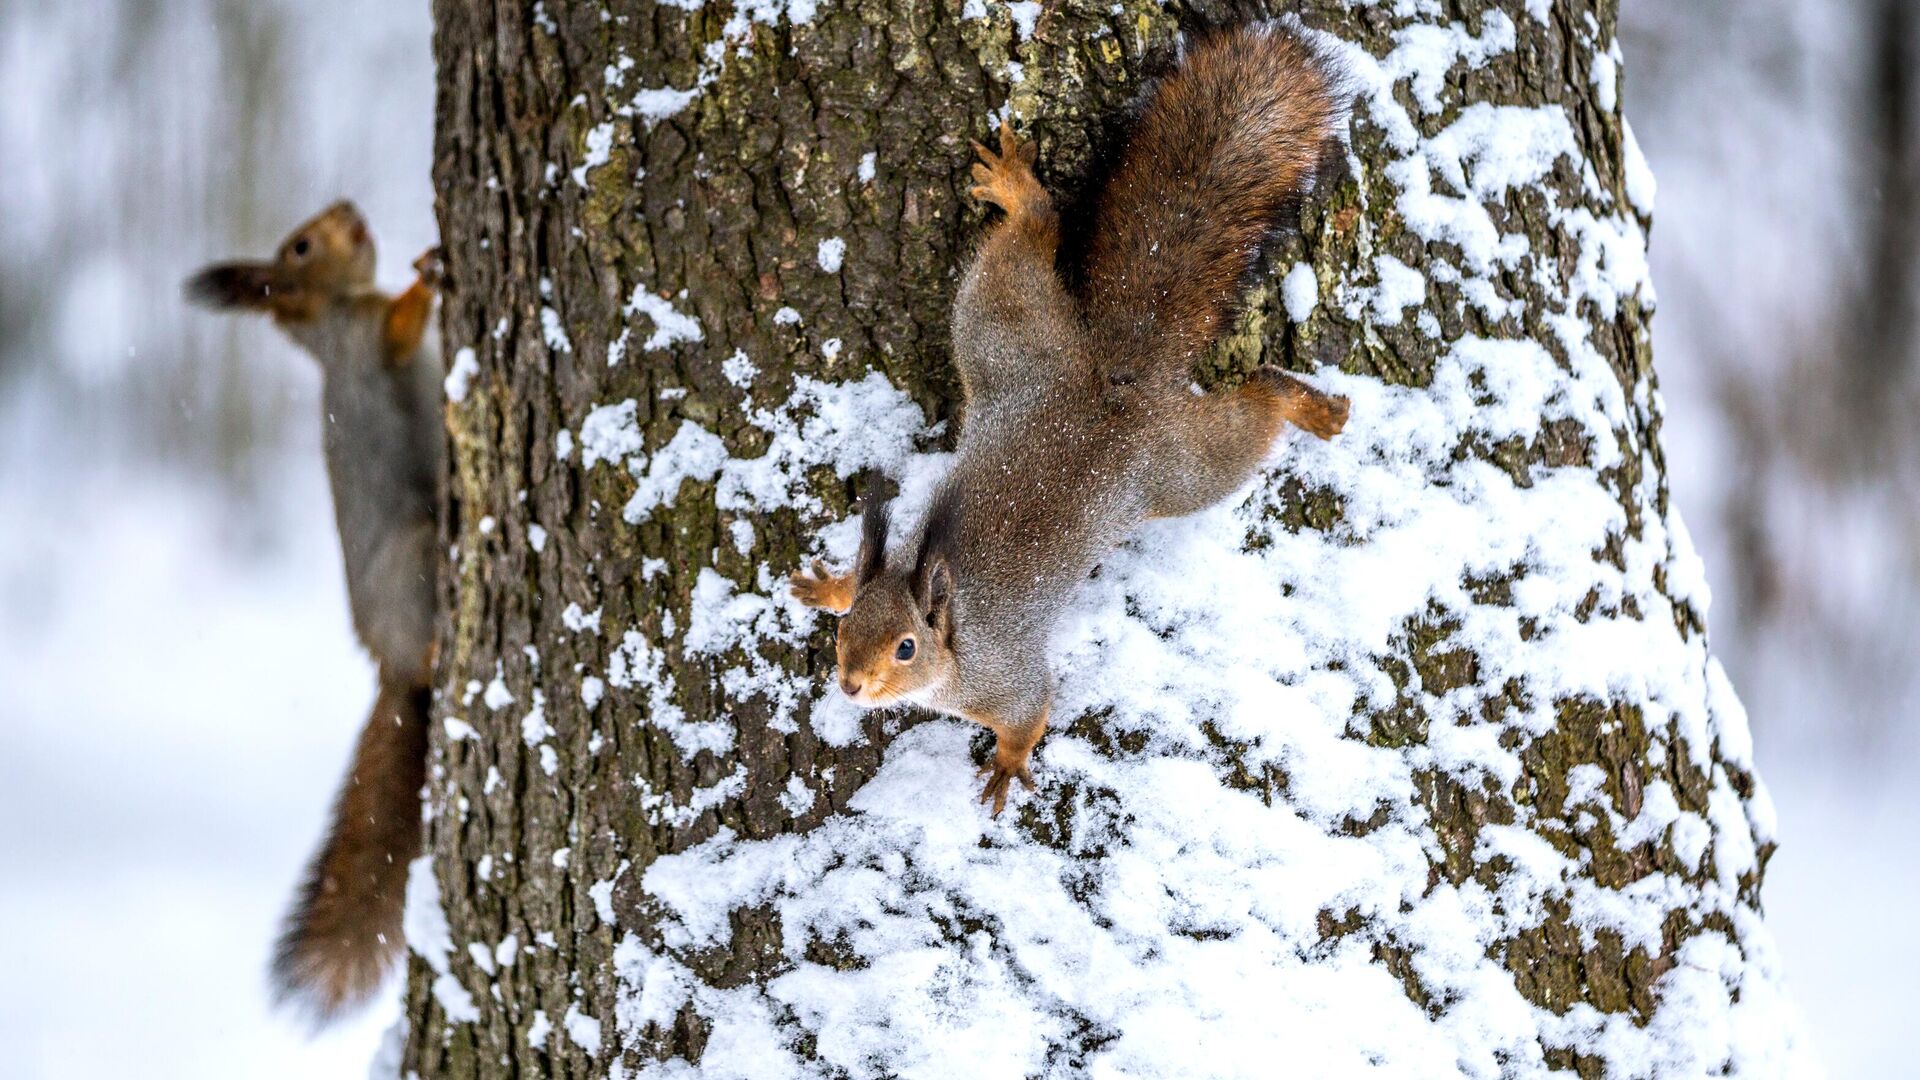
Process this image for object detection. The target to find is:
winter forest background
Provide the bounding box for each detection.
[0,0,1911,1076]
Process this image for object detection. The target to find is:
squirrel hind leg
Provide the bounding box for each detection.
[1143,368,1347,519]
[969,120,1053,233]
[973,707,1047,817]
[1261,368,1349,440]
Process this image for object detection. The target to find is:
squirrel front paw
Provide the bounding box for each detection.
[412,247,446,288]
[969,120,1048,219]
[789,558,855,614]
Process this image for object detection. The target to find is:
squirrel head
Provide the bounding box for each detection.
[825,493,959,708]
[184,200,377,324]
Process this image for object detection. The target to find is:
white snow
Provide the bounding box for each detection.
[1368,254,1427,325]
[633,85,701,121]
[443,346,479,403]
[580,18,1816,1078]
[403,857,479,1023]
[623,421,731,523]
[1622,118,1657,216]
[1592,40,1621,114]
[815,237,846,273]
[1005,0,1041,38]
[562,602,603,635]
[526,1010,554,1049]
[482,672,515,710]
[722,349,759,387]
[563,1004,603,1056]
[590,875,620,925]
[578,399,643,470]
[624,285,705,352]
[1282,261,1319,322]
[540,306,573,353]
[776,774,817,817]
[1386,11,1517,116]
[573,121,616,187]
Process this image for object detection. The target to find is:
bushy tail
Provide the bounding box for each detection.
[272,670,428,1021]
[1083,26,1340,380]
[182,261,282,310]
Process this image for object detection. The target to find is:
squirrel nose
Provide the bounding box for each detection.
[839,674,863,697]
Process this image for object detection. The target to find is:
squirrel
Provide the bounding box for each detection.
[185,200,443,1019]
[790,27,1349,815]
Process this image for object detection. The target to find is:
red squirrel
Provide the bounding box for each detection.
[186,201,442,1018]
[791,28,1349,814]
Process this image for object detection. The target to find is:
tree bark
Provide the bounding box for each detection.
[409,0,1807,1076]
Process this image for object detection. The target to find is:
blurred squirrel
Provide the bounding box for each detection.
[791,27,1349,814]
[185,201,442,1018]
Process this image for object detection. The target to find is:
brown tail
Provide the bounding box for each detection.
[1083,27,1340,381]
[183,260,283,310]
[272,670,428,1021]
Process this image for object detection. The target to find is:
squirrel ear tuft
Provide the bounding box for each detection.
[184,261,280,310]
[855,491,893,585]
[912,490,959,617]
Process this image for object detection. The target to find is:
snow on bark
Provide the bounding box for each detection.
[414,0,1812,1076]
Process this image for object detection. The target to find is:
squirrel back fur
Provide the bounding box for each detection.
[794,24,1350,815]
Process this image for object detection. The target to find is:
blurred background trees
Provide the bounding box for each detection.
[0,0,434,529]
[1622,0,1920,757]
[0,0,1912,1075]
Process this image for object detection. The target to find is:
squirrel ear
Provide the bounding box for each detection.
[911,488,958,621]
[920,556,953,622]
[854,491,893,585]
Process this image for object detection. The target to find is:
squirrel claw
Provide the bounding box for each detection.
[412,247,446,287]
[968,123,1046,217]
[976,760,1035,817]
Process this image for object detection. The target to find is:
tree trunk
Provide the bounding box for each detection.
[409,0,1809,1076]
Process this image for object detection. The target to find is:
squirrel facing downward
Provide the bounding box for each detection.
[791,28,1349,814]
[186,201,443,1018]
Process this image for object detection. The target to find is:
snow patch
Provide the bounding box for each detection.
[816,237,846,273]
[443,347,479,403]
[404,858,479,1023]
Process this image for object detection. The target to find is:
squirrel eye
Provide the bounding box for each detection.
[895,637,916,662]
[291,238,311,258]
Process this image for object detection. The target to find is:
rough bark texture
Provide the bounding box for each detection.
[409,0,1798,1075]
